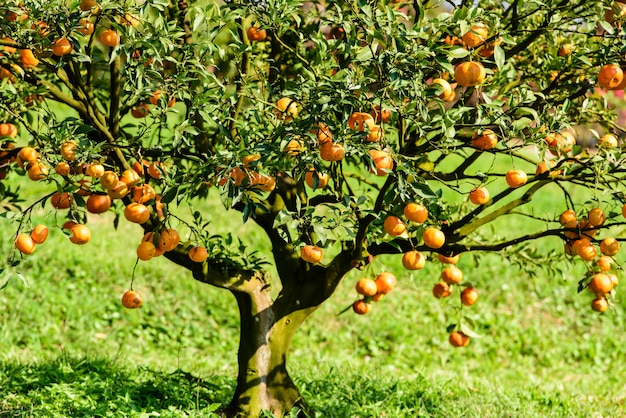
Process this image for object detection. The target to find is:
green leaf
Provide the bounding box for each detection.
[494,45,505,70]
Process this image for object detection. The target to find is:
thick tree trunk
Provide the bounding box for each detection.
[224,289,315,417]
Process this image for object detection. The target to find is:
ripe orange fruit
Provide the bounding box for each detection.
[85,163,105,178]
[433,281,452,299]
[136,241,156,261]
[366,125,383,142]
[27,162,49,181]
[100,29,120,47]
[0,123,18,138]
[369,149,393,176]
[149,90,176,107]
[77,18,95,35]
[375,272,397,294]
[588,273,613,295]
[247,25,267,41]
[558,43,573,56]
[461,287,478,306]
[51,191,73,209]
[469,187,490,205]
[108,181,129,199]
[248,172,276,192]
[131,103,150,118]
[80,0,99,12]
[448,331,470,347]
[305,170,330,190]
[462,24,489,48]
[383,215,406,236]
[598,63,623,89]
[283,139,303,156]
[158,228,180,251]
[454,61,486,87]
[355,278,378,296]
[132,184,156,203]
[608,273,619,287]
[30,224,49,244]
[55,162,71,176]
[599,133,618,148]
[423,227,445,249]
[188,246,208,263]
[347,112,376,131]
[121,290,143,309]
[120,169,141,186]
[352,299,371,315]
[431,78,453,100]
[370,105,391,124]
[596,256,613,272]
[600,238,619,256]
[404,202,428,223]
[577,243,597,261]
[591,297,609,313]
[275,97,299,120]
[320,142,345,161]
[505,169,528,188]
[300,245,323,264]
[471,129,498,150]
[559,209,577,226]
[588,208,606,227]
[402,250,426,270]
[15,233,36,254]
[120,13,140,27]
[20,49,39,68]
[100,170,119,190]
[17,146,38,168]
[124,203,151,224]
[86,193,111,214]
[441,266,463,285]
[67,223,91,245]
[437,253,460,264]
[316,123,333,145]
[51,38,73,56]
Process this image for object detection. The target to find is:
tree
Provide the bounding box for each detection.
[1,0,625,415]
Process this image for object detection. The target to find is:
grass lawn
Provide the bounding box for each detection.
[1,169,626,417]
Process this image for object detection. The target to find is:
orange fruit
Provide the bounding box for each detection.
[100,29,120,47]
[320,142,345,161]
[51,38,73,56]
[0,123,18,138]
[600,237,619,256]
[469,187,490,205]
[131,103,150,118]
[462,24,489,48]
[423,227,445,249]
[599,133,618,148]
[437,253,460,264]
[588,273,613,295]
[107,181,129,199]
[275,97,299,120]
[316,124,333,145]
[347,112,376,131]
[608,273,619,287]
[558,43,573,56]
[86,193,111,214]
[352,299,371,315]
[149,90,176,107]
[441,266,463,285]
[433,281,452,299]
[30,224,49,244]
[247,26,267,41]
[248,172,276,192]
[27,162,49,181]
[120,13,140,27]
[355,278,378,296]
[598,63,623,89]
[404,202,428,223]
[283,139,303,156]
[60,141,77,161]
[596,256,613,272]
[50,191,73,209]
[158,228,180,251]
[383,215,406,236]
[461,287,478,306]
[124,203,151,224]
[505,169,528,188]
[19,49,39,68]
[431,78,453,100]
[471,129,498,150]
[136,241,156,261]
[448,331,470,347]
[305,170,330,190]
[67,223,91,245]
[300,245,323,264]
[375,272,397,294]
[588,208,606,227]
[85,163,105,178]
[454,61,486,87]
[402,250,426,270]
[559,209,577,226]
[591,297,609,313]
[188,246,208,263]
[55,162,71,176]
[369,149,393,176]
[366,125,383,142]
[132,184,156,203]
[17,147,38,168]
[15,233,36,254]
[100,170,119,190]
[370,105,391,124]
[121,290,143,309]
[120,168,141,186]
[577,243,597,261]
[1,37,17,54]
[77,18,95,35]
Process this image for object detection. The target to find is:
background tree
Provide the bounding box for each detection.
[1,0,625,415]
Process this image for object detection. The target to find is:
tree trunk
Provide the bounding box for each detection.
[224,289,315,417]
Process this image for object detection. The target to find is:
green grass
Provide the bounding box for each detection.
[1,169,626,417]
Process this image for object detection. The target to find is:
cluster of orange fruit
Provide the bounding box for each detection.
[351,272,397,315]
[559,207,621,312]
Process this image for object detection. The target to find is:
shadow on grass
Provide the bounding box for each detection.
[0,355,232,417]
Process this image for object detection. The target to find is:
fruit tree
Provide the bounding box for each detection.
[2,0,626,416]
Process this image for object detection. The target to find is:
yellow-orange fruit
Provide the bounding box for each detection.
[383,215,406,236]
[402,250,426,270]
[404,202,428,223]
[158,228,180,251]
[454,61,486,87]
[14,233,36,254]
[188,246,209,263]
[355,277,378,297]
[423,227,445,249]
[300,245,323,264]
[121,290,143,309]
[30,224,49,244]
